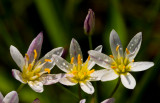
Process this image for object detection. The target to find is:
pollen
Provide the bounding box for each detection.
[44,68,50,74]
[27,64,32,70]
[34,49,37,59]
[109,55,114,58]
[25,54,29,61]
[70,57,74,64]
[116,45,120,51]
[87,56,90,61]
[126,48,130,54]
[45,59,52,62]
[78,54,82,64]
[111,66,117,69]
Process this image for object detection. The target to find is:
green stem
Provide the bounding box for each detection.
[88,35,93,50]
[16,83,25,93]
[57,84,79,99]
[78,84,82,100]
[109,77,120,97]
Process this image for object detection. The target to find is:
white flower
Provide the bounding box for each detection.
[10,32,64,93]
[52,38,104,94]
[88,29,154,89]
[79,98,115,103]
[0,91,19,103]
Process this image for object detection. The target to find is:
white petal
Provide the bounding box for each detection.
[125,32,142,61]
[120,73,136,89]
[87,45,103,70]
[28,81,43,93]
[80,82,94,94]
[109,29,123,58]
[37,47,64,70]
[101,70,119,81]
[12,69,26,83]
[90,69,108,81]
[79,99,86,103]
[52,54,72,72]
[88,50,113,69]
[10,45,25,71]
[39,74,63,85]
[130,62,154,72]
[59,77,77,86]
[0,92,4,103]
[70,38,83,64]
[3,91,19,103]
[101,98,115,103]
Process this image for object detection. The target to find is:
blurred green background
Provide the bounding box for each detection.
[0,0,160,103]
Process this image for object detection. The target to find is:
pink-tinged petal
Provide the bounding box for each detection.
[120,73,136,89]
[39,74,63,85]
[79,99,86,103]
[101,98,115,103]
[0,92,4,103]
[90,69,107,81]
[3,91,19,103]
[28,81,43,93]
[101,70,119,81]
[32,98,40,103]
[10,45,25,71]
[70,38,83,64]
[37,47,64,71]
[12,69,26,83]
[59,77,77,86]
[52,54,72,72]
[80,81,94,94]
[110,29,123,58]
[27,32,43,63]
[130,62,154,72]
[125,32,142,61]
[87,45,103,70]
[88,50,113,69]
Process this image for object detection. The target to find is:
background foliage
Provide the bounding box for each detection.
[0,0,160,103]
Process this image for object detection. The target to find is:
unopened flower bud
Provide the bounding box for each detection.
[84,9,95,35]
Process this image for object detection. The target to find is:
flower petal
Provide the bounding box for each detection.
[87,45,103,70]
[88,50,113,69]
[32,98,40,103]
[80,81,94,94]
[101,70,119,81]
[3,91,19,103]
[26,32,43,63]
[109,29,123,58]
[79,99,86,103]
[90,69,107,81]
[130,62,154,72]
[39,74,63,85]
[37,47,64,70]
[59,77,77,86]
[125,32,142,61]
[52,54,72,72]
[70,38,83,64]
[120,73,136,89]
[12,69,26,83]
[0,92,4,103]
[10,45,25,71]
[101,98,115,103]
[28,81,43,93]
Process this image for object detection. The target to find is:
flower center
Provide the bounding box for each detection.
[68,54,94,83]
[110,46,133,75]
[22,49,51,82]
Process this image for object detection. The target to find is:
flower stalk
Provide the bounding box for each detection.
[16,83,25,93]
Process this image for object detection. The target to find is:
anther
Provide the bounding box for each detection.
[132,59,134,62]
[25,54,29,61]
[111,66,117,69]
[87,56,90,61]
[88,69,95,74]
[27,64,32,70]
[44,68,50,74]
[116,45,120,51]
[109,55,114,58]
[78,54,82,64]
[126,48,130,54]
[34,49,37,59]
[36,73,40,77]
[45,59,52,62]
[123,66,126,69]
[70,57,74,64]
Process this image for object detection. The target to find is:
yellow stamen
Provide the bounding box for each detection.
[70,57,74,64]
[72,71,77,75]
[123,66,126,69]
[132,59,134,62]
[116,45,120,51]
[126,48,130,54]
[44,68,50,74]
[88,69,95,74]
[36,73,40,77]
[34,49,37,59]
[45,59,52,62]
[27,64,32,70]
[109,55,114,58]
[87,56,90,61]
[84,72,86,76]
[25,54,29,61]
[111,66,117,69]
[78,54,82,64]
